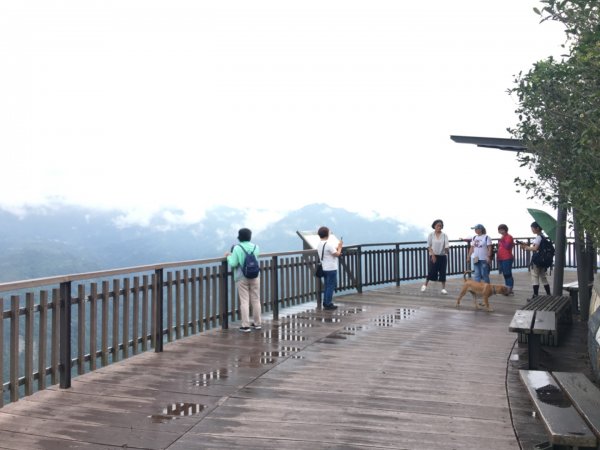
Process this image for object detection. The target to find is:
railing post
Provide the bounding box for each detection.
[395,244,400,286]
[525,238,532,268]
[356,246,363,293]
[59,281,72,389]
[0,297,3,407]
[220,260,229,330]
[154,268,164,353]
[271,255,279,320]
[466,242,472,277]
[10,296,18,402]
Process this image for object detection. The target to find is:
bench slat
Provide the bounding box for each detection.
[519,370,596,447]
[523,295,571,313]
[563,281,580,290]
[509,310,534,333]
[520,295,572,347]
[563,281,593,291]
[553,371,600,440]
[532,311,556,334]
[562,282,594,315]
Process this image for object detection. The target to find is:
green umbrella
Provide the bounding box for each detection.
[527,208,557,241]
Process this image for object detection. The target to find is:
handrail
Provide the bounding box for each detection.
[0,237,580,407]
[0,249,318,293]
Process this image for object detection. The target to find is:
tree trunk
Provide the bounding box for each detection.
[552,205,567,295]
[573,209,591,321]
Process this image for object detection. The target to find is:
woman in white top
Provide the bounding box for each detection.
[421,219,450,294]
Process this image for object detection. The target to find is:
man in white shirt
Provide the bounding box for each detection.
[316,226,343,310]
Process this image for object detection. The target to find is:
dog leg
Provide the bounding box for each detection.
[455,286,468,307]
[471,292,481,310]
[482,295,494,312]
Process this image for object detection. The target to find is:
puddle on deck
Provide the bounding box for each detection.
[149,303,422,427]
[149,402,205,423]
[344,325,369,332]
[274,322,314,329]
[189,346,303,388]
[190,368,230,386]
[317,332,348,344]
[185,305,414,396]
[233,355,277,367]
[261,330,307,341]
[336,307,366,315]
[373,308,417,327]
[320,317,342,323]
[262,349,297,357]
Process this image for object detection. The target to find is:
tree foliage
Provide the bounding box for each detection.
[509,0,600,245]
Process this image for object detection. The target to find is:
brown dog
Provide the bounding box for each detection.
[455,279,510,312]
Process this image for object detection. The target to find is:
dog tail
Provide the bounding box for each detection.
[463,270,473,281]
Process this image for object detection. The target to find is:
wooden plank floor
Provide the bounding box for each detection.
[0,270,591,450]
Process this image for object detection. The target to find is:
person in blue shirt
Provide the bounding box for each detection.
[225,228,262,332]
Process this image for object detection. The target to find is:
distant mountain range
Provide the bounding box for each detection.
[0,204,426,282]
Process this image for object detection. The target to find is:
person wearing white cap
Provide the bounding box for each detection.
[467,224,492,283]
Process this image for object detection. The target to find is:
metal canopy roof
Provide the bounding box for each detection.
[450,135,526,152]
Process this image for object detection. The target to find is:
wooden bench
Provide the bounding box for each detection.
[553,371,600,444]
[510,310,556,370]
[520,370,600,449]
[563,281,594,314]
[520,295,572,346]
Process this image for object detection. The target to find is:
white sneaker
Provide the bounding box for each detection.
[420,285,427,292]
[441,289,448,295]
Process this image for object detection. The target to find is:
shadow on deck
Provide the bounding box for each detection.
[0,271,593,450]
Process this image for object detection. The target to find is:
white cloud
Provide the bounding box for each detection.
[0,1,566,240]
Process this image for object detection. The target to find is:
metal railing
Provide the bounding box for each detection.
[0,237,580,406]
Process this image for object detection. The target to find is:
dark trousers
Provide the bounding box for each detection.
[498,259,514,288]
[427,255,447,282]
[323,270,337,306]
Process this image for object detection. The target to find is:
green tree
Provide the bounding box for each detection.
[509,0,600,246]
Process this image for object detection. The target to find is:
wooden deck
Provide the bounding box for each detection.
[0,271,592,449]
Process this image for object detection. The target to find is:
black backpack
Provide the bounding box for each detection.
[531,236,555,268]
[238,244,260,279]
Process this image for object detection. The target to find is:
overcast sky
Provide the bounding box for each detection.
[0,1,567,240]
